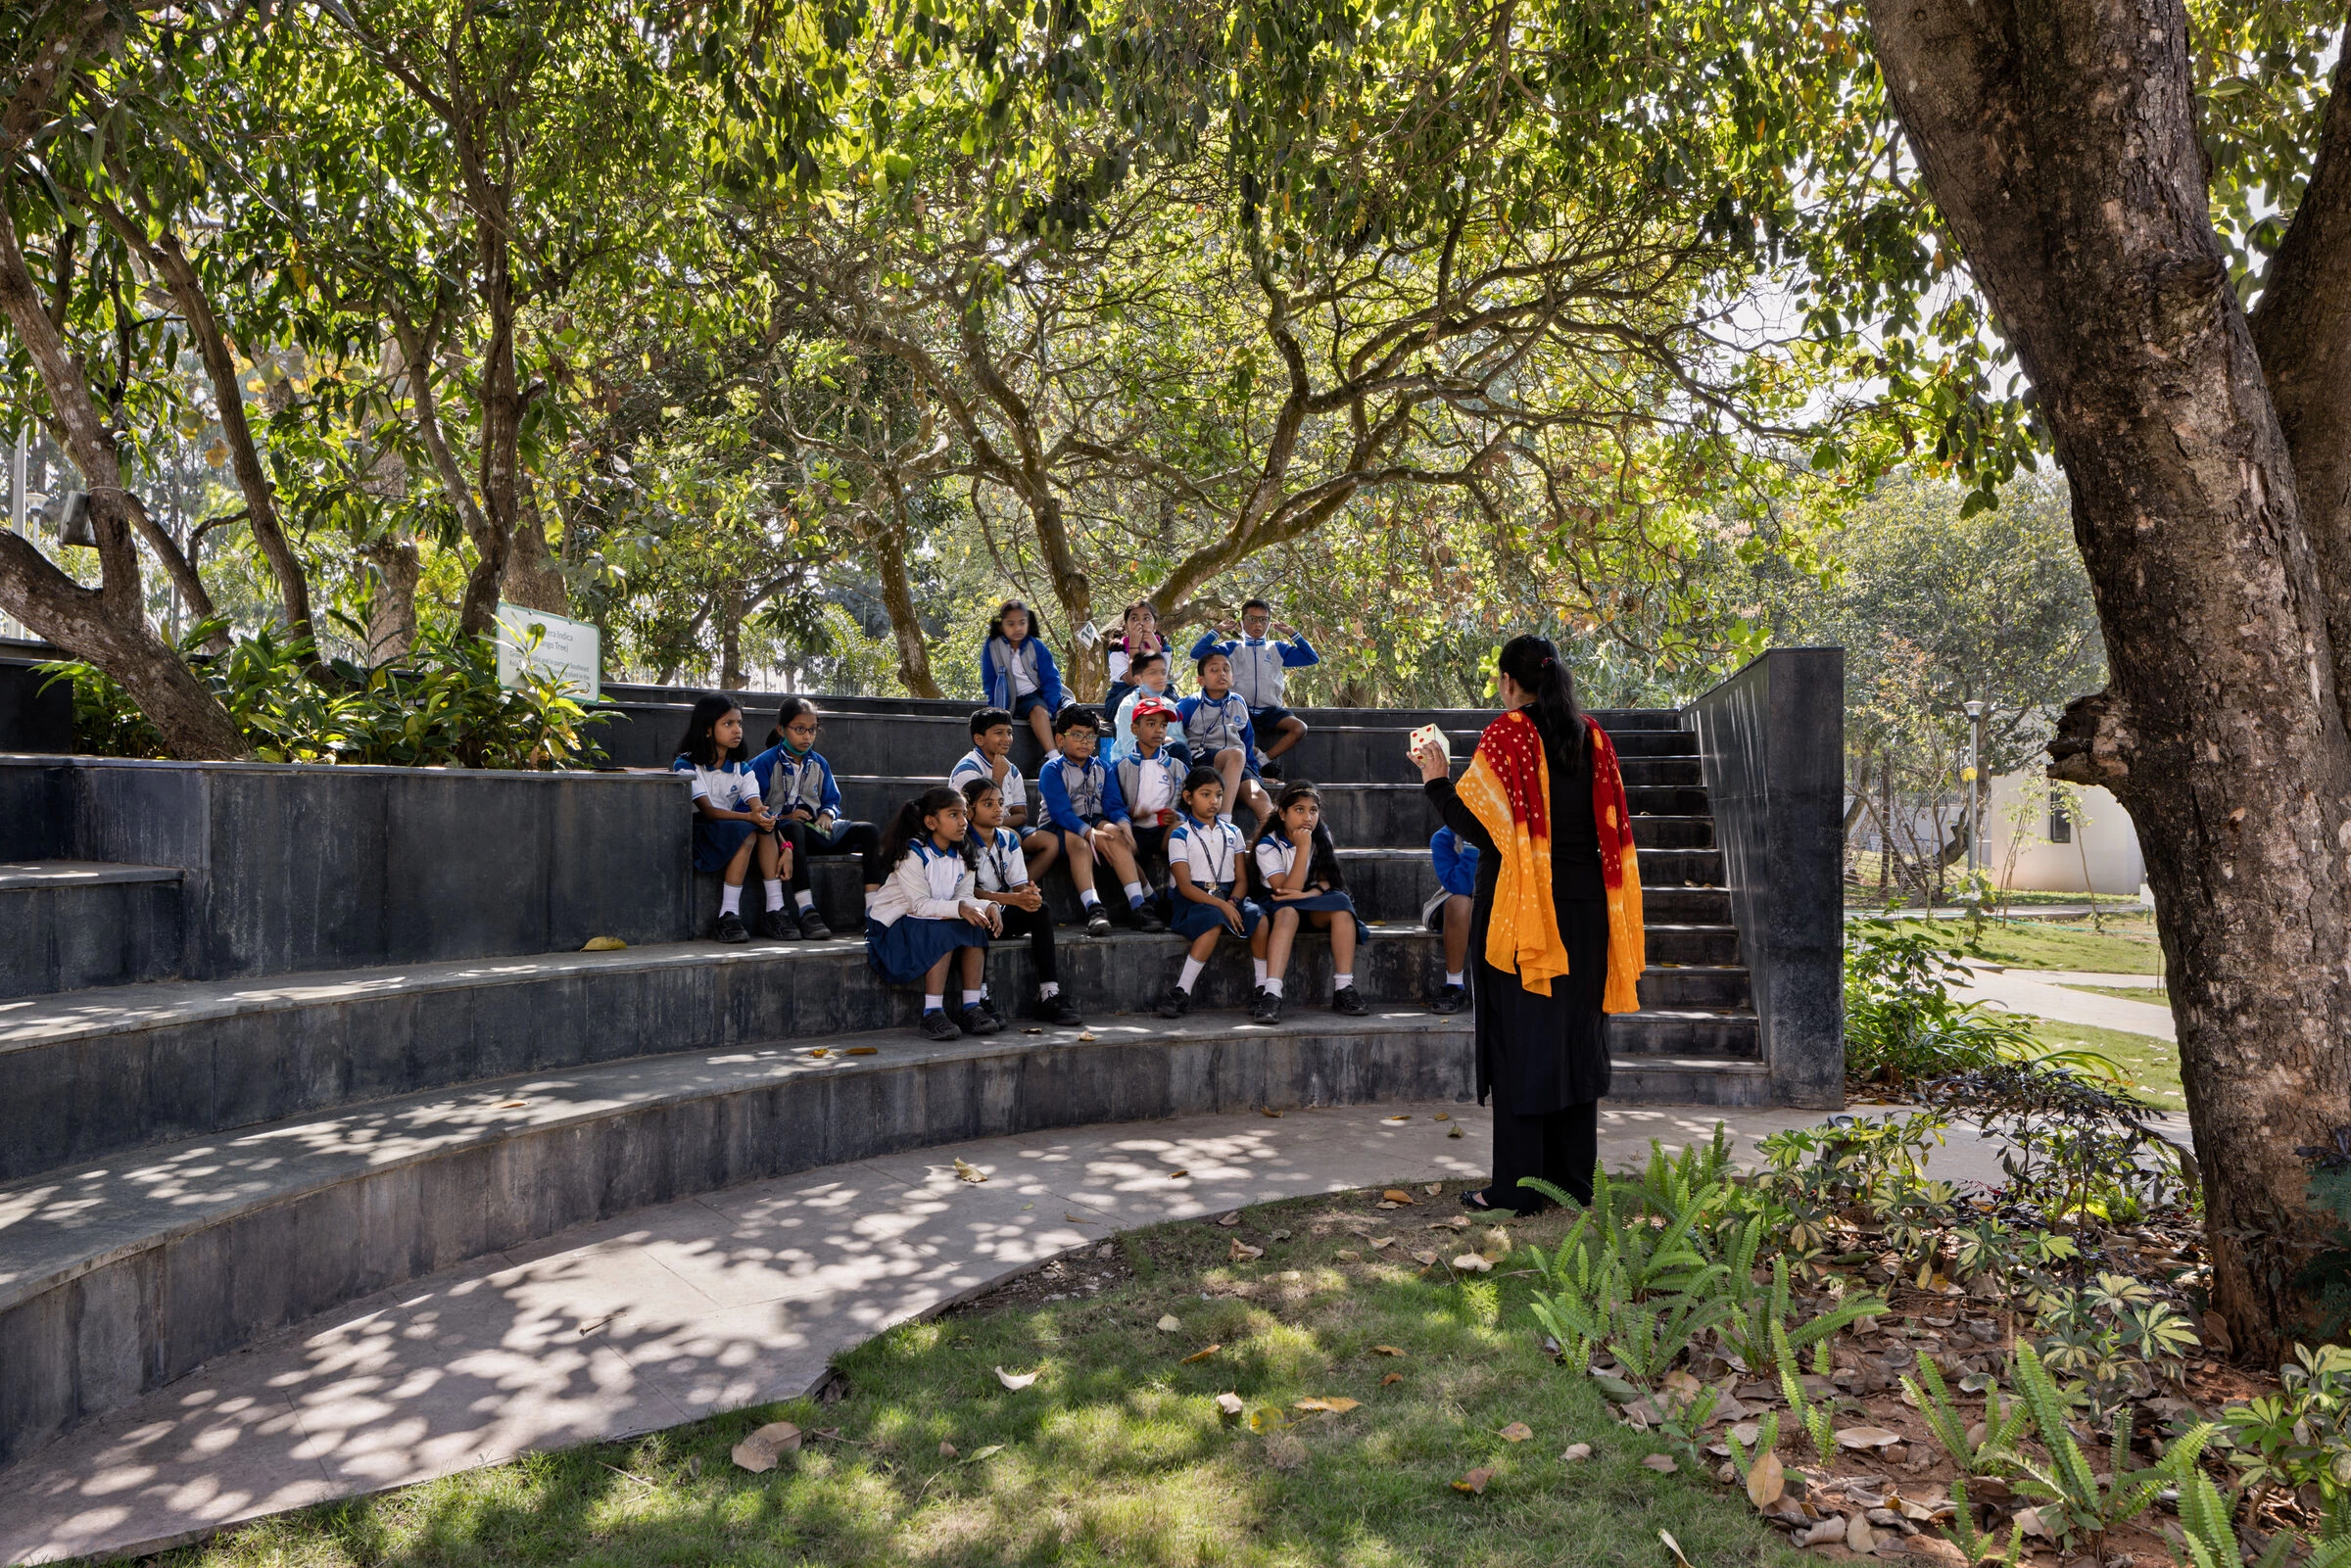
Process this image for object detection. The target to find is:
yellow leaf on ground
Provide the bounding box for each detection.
[1373,1345,1406,1356]
[1423,1182,1442,1195]
[1500,1422,1533,1442]
[1449,1125,1464,1138]
[1746,1449,1786,1508]
[1262,1107,1283,1117]
[844,1046,878,1056]
[731,1421,801,1473]
[1452,1254,1494,1272]
[1659,1528,1695,1568]
[808,1047,830,1057]
[1433,1112,1451,1120]
[1157,1314,1181,1332]
[1453,1467,1494,1495]
[1168,1169,1189,1179]
[580,935,627,951]
[1294,1397,1361,1414]
[1229,1240,1265,1261]
[1180,1344,1222,1364]
[1381,1372,1405,1385]
[994,1366,1038,1390]
[1382,1189,1415,1204]
[953,1159,987,1184]
[1384,1116,1411,1124]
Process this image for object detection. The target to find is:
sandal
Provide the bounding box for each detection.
[1461,1188,1498,1212]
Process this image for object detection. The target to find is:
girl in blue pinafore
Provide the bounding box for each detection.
[1152,767,1271,1018]
[672,695,789,944]
[1253,779,1372,1023]
[866,785,1004,1042]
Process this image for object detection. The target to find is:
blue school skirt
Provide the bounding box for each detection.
[866,915,991,986]
[1168,885,1265,941]
[693,818,757,873]
[1269,887,1369,941]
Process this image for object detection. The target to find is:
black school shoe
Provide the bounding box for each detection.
[960,1000,1006,1035]
[1429,983,1468,1014]
[1155,983,1191,1019]
[919,1009,961,1041]
[1126,902,1168,933]
[1250,988,1282,1024]
[714,910,750,944]
[1332,985,1370,1017]
[756,908,799,940]
[1258,759,1285,781]
[796,907,834,939]
[1086,905,1114,937]
[1034,993,1085,1026]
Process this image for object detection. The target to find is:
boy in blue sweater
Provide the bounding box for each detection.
[1035,707,1167,935]
[1176,650,1275,828]
[1424,825,1479,1013]
[1189,598,1319,778]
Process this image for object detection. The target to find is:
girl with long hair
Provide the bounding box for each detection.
[960,777,1085,1025]
[749,696,885,935]
[979,599,1066,754]
[1102,599,1168,725]
[672,695,790,943]
[1152,767,1272,1017]
[1251,780,1371,1022]
[866,785,1004,1041]
[1410,636,1646,1213]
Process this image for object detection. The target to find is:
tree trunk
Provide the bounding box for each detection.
[857,499,942,698]
[502,474,568,614]
[719,588,744,692]
[1870,0,2351,1359]
[360,538,421,666]
[462,211,523,640]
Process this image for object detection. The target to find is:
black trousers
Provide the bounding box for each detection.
[1490,1099,1600,1213]
[775,819,884,889]
[1130,823,1172,885]
[996,903,1058,986]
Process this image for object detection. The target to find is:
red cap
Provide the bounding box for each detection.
[1129,694,1175,721]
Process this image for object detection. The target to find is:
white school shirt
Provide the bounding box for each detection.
[1007,642,1039,697]
[678,757,758,811]
[972,826,1031,893]
[1128,746,1176,816]
[947,747,1028,815]
[1254,834,1310,888]
[866,838,975,926]
[1168,814,1245,889]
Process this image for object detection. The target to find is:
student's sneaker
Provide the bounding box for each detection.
[714,911,750,944]
[960,1000,1006,1035]
[1259,759,1285,781]
[1429,982,1469,1015]
[796,907,834,939]
[1034,993,1085,1026]
[1250,988,1283,1024]
[919,1008,961,1041]
[1155,984,1191,1019]
[1126,903,1167,933]
[1085,905,1114,937]
[756,908,798,940]
[1332,985,1370,1018]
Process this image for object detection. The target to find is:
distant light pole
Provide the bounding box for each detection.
[1963,699,1987,879]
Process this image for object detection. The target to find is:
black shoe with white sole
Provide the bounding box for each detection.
[1332,985,1370,1017]
[1154,984,1191,1019]
[714,911,750,944]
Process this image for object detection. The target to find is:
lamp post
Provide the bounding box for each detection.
[1963,699,1987,879]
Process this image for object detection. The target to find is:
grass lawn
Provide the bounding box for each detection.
[1868,913,2166,974]
[2056,981,2171,1006]
[149,1187,1795,1568]
[2028,1018,2184,1111]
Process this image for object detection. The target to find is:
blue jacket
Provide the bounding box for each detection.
[1188,632,1319,709]
[981,635,1065,712]
[1431,827,1480,898]
[1177,691,1256,758]
[747,743,844,827]
[1035,752,1129,831]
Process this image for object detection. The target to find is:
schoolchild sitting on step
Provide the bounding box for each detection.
[1189,597,1319,778]
[979,599,1065,755]
[1102,599,1169,728]
[747,696,885,937]
[948,706,1062,882]
[1252,779,1371,1022]
[672,694,791,944]
[959,777,1085,1025]
[1155,767,1271,1018]
[1177,650,1275,828]
[866,785,1002,1042]
[1424,824,1479,1014]
[1110,649,1192,766]
[1118,694,1189,889]
[1034,706,1167,935]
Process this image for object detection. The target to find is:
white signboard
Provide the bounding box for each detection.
[495,605,601,701]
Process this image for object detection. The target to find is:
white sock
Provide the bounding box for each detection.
[1334,972,1354,991]
[720,883,744,916]
[1039,980,1060,999]
[1265,976,1284,998]
[795,889,816,912]
[1252,958,1269,985]
[923,992,944,1013]
[1178,955,1206,992]
[1124,880,1146,906]
[1445,971,1464,987]
[762,879,785,911]
[1080,887,1101,909]
[962,988,984,1007]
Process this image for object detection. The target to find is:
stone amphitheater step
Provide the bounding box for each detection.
[0,861,183,999]
[0,1005,1763,1468]
[0,931,1757,1184]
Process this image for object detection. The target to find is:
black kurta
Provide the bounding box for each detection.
[1423,713,1611,1115]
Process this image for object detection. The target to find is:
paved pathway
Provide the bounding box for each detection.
[0,1100,2043,1565]
[1957,966,2176,1041]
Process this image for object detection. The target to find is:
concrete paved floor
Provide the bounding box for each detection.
[1957,966,2176,1040]
[0,1099,2060,1565]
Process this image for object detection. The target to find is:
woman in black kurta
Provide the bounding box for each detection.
[1414,636,1611,1214]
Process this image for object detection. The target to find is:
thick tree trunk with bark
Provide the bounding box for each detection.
[360,538,421,665]
[502,487,568,615]
[1869,0,2351,1358]
[860,505,942,698]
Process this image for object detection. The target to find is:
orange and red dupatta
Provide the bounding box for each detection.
[1455,710,1647,1012]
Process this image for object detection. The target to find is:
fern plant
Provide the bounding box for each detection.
[1904,1354,2029,1476]
[1943,1476,2029,1566]
[1777,1321,1840,1468]
[1994,1343,2204,1552]
[1719,1255,1885,1380]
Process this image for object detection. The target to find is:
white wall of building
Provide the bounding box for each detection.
[1982,773,2143,895]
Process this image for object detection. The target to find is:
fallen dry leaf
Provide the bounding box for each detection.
[1433,1112,1450,1121]
[953,1159,987,1184]
[808,1047,829,1058]
[1435,1214,1472,1231]
[581,935,628,951]
[1423,1183,1443,1196]
[1382,1188,1415,1204]
[844,1046,878,1056]
[1847,1515,1878,1554]
[1168,1169,1189,1179]
[1561,1443,1594,1461]
[1179,1344,1222,1364]
[1229,1240,1265,1261]
[1294,1397,1361,1414]
[1262,1107,1283,1117]
[1746,1449,1786,1508]
[1453,1467,1495,1495]
[1381,1372,1405,1386]
[1063,1213,1093,1223]
[499,1100,528,1109]
[1370,1237,1396,1250]
[1215,1212,1242,1227]
[1500,1422,1534,1442]
[1077,1030,1097,1041]
[1411,1249,1441,1266]
[994,1366,1039,1390]
[1448,1125,1464,1138]
[1452,1253,1494,1272]
[1157,1314,1182,1332]
[1835,1425,1903,1450]
[731,1421,802,1473]
[1384,1116,1411,1124]
[1373,1345,1406,1356]
[1215,1392,1245,1416]
[1641,1453,1679,1473]
[1659,1529,1695,1568]
[938,1440,958,1457]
